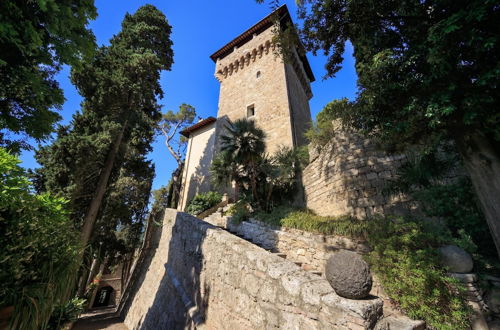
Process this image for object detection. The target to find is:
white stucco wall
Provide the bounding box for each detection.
[178,122,217,211]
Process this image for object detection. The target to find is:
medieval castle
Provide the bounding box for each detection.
[110,5,490,330]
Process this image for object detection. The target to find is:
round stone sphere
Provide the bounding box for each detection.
[325,250,372,299]
[438,245,473,273]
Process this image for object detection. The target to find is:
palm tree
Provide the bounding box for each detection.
[219,119,266,205]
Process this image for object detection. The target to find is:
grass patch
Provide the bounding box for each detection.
[254,206,367,238]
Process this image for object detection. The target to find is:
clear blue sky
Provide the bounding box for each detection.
[20,0,358,191]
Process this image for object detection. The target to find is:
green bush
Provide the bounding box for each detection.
[47,297,86,330]
[0,148,81,329]
[305,98,355,148]
[386,149,497,259]
[186,191,222,215]
[254,206,471,329]
[366,217,471,330]
[227,200,250,224]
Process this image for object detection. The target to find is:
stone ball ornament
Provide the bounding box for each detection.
[325,250,373,299]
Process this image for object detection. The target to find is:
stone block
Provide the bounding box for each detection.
[374,316,426,330]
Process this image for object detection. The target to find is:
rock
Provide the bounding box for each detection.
[486,287,500,315]
[448,272,477,283]
[438,245,473,273]
[375,316,425,330]
[325,250,372,299]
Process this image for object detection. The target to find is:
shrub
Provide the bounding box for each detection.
[386,149,497,259]
[210,118,308,211]
[47,297,86,330]
[366,217,471,330]
[227,200,250,224]
[186,191,222,215]
[255,206,367,237]
[0,148,81,329]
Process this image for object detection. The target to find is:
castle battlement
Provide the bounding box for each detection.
[211,5,314,152]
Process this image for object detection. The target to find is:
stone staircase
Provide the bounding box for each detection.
[203,207,325,278]
[202,208,425,330]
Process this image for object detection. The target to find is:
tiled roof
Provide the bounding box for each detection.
[180,117,217,137]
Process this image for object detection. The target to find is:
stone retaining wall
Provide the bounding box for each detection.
[205,214,369,274]
[302,126,416,218]
[121,209,383,329]
[203,212,425,329]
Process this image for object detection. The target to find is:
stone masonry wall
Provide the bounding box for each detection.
[215,28,293,154]
[121,209,383,329]
[302,126,416,218]
[203,212,425,328]
[204,214,369,275]
[285,60,312,147]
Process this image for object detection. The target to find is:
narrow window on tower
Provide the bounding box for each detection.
[247,104,255,118]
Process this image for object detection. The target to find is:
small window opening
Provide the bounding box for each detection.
[256,71,261,78]
[247,104,255,118]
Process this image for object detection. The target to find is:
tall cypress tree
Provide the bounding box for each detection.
[35,5,173,252]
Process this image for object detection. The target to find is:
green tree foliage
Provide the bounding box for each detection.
[0,0,97,151]
[305,98,354,148]
[0,148,81,329]
[387,149,497,259]
[34,5,173,296]
[151,185,170,217]
[186,191,223,215]
[263,0,500,256]
[211,119,307,210]
[159,104,197,165]
[218,119,266,205]
[159,104,197,208]
[35,4,173,251]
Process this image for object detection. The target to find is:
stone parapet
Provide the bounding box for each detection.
[203,212,427,329]
[121,209,383,329]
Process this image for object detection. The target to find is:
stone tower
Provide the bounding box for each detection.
[177,5,315,211]
[210,5,315,153]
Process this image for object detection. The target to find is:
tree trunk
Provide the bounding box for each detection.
[86,257,102,288]
[87,257,109,308]
[76,251,92,297]
[249,160,260,207]
[455,133,500,258]
[171,162,183,208]
[80,122,127,248]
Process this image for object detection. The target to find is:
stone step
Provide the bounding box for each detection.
[374,316,425,330]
